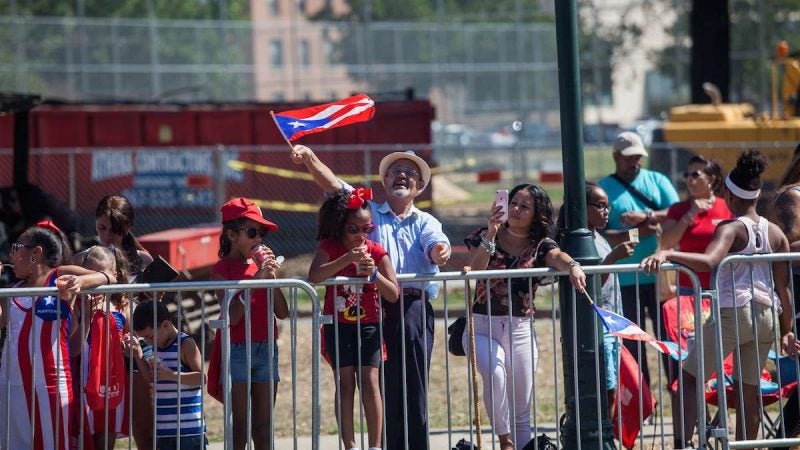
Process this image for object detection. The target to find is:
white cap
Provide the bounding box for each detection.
[613,132,648,157]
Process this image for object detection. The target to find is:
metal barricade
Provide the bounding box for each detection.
[314,262,704,450]
[712,252,800,450]
[6,258,800,449]
[0,278,320,450]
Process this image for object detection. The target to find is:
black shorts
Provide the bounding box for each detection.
[323,323,382,368]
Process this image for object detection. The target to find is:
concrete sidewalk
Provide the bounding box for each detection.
[207,420,676,449]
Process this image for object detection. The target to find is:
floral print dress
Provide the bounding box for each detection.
[464,227,558,317]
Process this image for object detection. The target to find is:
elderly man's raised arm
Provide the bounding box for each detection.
[290,144,342,193]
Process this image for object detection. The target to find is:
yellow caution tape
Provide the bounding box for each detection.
[249,197,433,213]
[231,156,467,212]
[228,157,476,181]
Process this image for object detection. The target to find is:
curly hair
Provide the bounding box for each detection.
[688,155,725,195]
[506,184,555,242]
[316,189,371,241]
[728,149,768,193]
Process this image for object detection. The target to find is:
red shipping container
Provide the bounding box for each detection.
[139,226,222,272]
[196,110,253,145]
[143,110,197,146]
[90,110,143,146]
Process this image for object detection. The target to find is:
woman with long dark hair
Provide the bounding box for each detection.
[0,226,116,449]
[463,183,586,450]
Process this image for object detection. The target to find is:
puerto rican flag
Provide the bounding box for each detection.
[593,305,680,359]
[273,94,376,141]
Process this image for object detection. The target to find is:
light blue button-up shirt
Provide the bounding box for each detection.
[340,180,449,298]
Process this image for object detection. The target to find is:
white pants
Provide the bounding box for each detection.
[463,313,536,449]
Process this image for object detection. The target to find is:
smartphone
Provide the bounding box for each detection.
[628,228,640,244]
[495,189,509,222]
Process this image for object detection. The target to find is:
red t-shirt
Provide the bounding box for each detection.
[211,257,277,344]
[666,198,733,289]
[319,239,388,324]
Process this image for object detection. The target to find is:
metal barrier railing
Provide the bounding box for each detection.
[1,260,799,449]
[712,252,800,450]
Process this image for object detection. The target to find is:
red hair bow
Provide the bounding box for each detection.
[36,219,62,234]
[346,187,373,209]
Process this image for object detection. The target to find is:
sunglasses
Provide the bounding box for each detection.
[10,242,36,254]
[238,227,269,239]
[345,223,376,235]
[587,203,610,212]
[682,170,705,180]
[387,166,420,178]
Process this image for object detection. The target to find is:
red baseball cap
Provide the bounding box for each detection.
[220,198,279,231]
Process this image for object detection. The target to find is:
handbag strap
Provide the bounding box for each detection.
[611,174,659,211]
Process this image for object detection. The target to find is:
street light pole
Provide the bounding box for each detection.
[554,1,614,449]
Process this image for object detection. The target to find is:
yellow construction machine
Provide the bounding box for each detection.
[651,41,800,189]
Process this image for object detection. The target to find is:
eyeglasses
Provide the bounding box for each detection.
[345,223,376,234]
[682,170,705,180]
[238,227,269,239]
[587,203,610,212]
[387,166,420,178]
[11,242,36,254]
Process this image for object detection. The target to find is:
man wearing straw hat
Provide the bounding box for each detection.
[291,145,450,450]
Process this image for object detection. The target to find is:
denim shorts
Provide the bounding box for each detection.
[223,341,280,384]
[603,332,620,390]
[156,434,208,450]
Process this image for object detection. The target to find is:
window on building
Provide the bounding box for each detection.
[323,41,334,64]
[297,0,306,14]
[298,40,310,66]
[269,0,279,15]
[303,92,312,101]
[273,92,285,102]
[270,39,283,67]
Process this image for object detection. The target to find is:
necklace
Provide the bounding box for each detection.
[505,227,529,239]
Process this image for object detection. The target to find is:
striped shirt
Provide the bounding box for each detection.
[154,332,204,438]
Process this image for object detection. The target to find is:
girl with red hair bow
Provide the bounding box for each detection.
[308,188,398,450]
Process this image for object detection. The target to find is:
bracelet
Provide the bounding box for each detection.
[567,260,581,270]
[98,271,111,285]
[646,210,654,224]
[368,267,378,283]
[480,237,496,256]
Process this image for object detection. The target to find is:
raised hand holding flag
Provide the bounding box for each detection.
[270,94,376,147]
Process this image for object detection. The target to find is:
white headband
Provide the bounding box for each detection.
[725,175,760,200]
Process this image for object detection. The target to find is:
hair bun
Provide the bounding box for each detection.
[736,149,768,178]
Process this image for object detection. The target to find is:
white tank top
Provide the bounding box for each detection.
[716,216,777,309]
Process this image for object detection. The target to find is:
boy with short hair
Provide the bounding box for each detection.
[128,300,207,450]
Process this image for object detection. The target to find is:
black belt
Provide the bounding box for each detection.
[402,288,424,298]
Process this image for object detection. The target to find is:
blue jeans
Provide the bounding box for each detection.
[156,434,208,450]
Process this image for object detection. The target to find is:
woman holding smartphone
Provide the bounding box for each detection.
[463,183,586,450]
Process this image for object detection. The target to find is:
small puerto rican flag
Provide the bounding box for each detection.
[273,94,376,141]
[593,305,680,359]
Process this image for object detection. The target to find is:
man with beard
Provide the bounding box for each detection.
[599,132,678,386]
[291,145,450,450]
